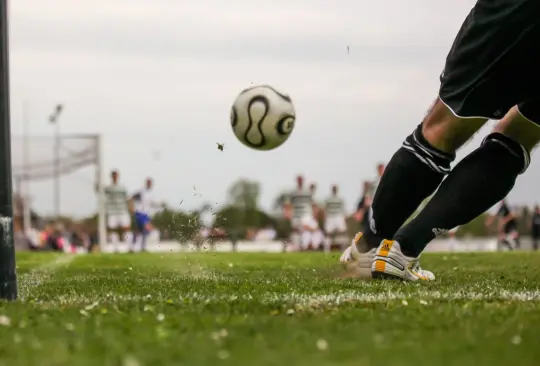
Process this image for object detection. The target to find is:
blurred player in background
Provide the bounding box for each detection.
[285,176,317,251]
[324,185,348,252]
[531,205,540,251]
[130,177,161,252]
[340,181,372,264]
[372,163,385,195]
[447,226,459,251]
[103,170,130,253]
[353,181,373,228]
[485,199,520,251]
[308,183,325,251]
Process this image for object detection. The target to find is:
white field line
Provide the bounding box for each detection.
[18,254,78,301]
[27,288,540,308]
[16,259,540,307]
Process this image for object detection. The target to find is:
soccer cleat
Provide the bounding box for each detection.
[371,240,435,281]
[340,232,376,279]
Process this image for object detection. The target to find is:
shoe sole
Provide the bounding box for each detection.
[371,271,407,281]
[371,256,411,281]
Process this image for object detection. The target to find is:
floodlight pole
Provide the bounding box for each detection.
[0,0,18,300]
[49,104,63,219]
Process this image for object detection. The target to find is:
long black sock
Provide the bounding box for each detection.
[361,124,455,250]
[394,133,530,257]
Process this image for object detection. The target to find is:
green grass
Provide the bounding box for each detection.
[1,252,540,366]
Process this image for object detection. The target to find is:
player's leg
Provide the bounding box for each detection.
[323,219,333,253]
[106,215,119,253]
[365,100,485,279]
[289,218,301,251]
[141,218,153,252]
[325,217,343,252]
[330,217,346,251]
[496,230,506,251]
[300,230,310,251]
[368,0,540,280]
[119,213,131,249]
[500,232,513,251]
[344,97,485,273]
[378,104,540,279]
[130,213,143,253]
[510,230,521,250]
[312,218,322,250]
[299,216,314,251]
[312,229,324,251]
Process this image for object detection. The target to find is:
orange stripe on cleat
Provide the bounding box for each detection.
[353,232,363,245]
[374,260,386,272]
[378,240,394,257]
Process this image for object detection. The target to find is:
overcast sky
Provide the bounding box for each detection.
[8,0,540,218]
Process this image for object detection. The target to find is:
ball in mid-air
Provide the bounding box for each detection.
[230,85,295,150]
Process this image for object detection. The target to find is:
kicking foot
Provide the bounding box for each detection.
[340,232,376,279]
[371,240,435,281]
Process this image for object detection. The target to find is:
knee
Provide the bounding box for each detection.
[482,132,530,174]
[493,106,540,152]
[422,99,487,153]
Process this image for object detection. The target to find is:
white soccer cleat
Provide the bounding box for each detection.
[340,232,376,279]
[371,240,435,281]
[339,245,355,263]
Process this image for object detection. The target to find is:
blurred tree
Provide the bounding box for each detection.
[228,179,260,210]
[152,208,201,243]
[272,191,290,214]
[273,217,292,240]
[518,205,530,236]
[214,179,272,239]
[271,190,293,238]
[214,205,273,239]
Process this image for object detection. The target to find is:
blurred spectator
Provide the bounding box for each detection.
[254,226,277,241]
[41,224,64,252]
[354,180,373,224]
[531,205,540,251]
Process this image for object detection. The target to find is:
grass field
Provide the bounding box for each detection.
[1,252,540,366]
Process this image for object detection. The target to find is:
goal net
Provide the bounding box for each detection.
[11,134,106,247]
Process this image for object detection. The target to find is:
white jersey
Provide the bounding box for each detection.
[132,189,157,216]
[104,184,129,215]
[290,188,313,219]
[324,195,345,218]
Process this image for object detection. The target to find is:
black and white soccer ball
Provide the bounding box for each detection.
[230,85,296,150]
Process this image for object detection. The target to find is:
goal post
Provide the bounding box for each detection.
[11,133,106,251]
[0,0,16,300]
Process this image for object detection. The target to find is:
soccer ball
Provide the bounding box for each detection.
[230,85,296,150]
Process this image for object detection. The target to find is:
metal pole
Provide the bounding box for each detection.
[22,101,30,235]
[54,121,60,218]
[49,104,62,219]
[96,135,107,249]
[0,0,18,300]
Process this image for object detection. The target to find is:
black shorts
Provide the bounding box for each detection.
[504,221,518,235]
[439,0,540,123]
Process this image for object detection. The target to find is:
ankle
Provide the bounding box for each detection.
[362,229,383,251]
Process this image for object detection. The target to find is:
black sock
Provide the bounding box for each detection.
[394,133,530,257]
[362,124,455,250]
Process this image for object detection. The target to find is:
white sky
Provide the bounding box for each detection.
[8,0,540,217]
